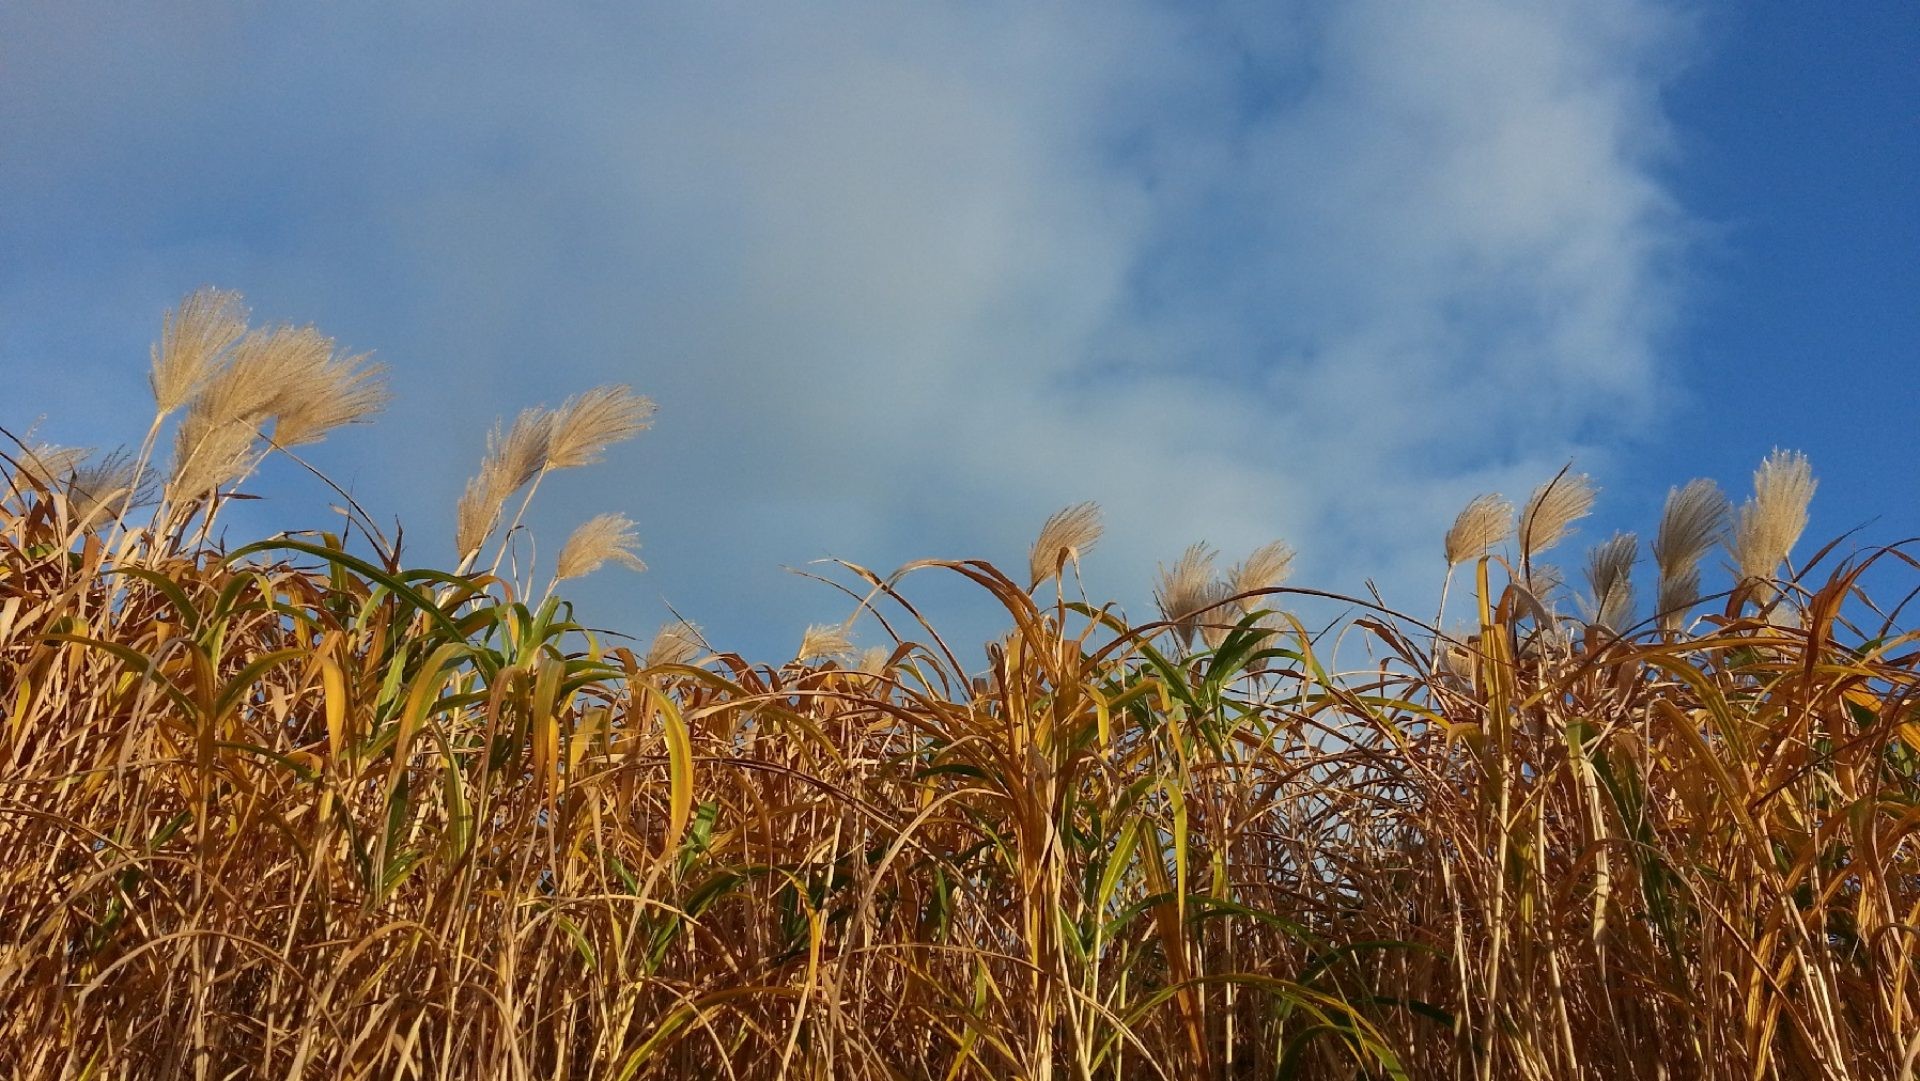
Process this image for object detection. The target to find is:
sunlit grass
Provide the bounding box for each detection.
[2,293,1915,1079]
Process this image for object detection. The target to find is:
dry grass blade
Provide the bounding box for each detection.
[555,512,646,580]
[149,287,248,413]
[546,385,656,469]
[1518,471,1596,559]
[1028,501,1102,589]
[1445,493,1514,566]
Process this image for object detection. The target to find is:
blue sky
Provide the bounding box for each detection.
[2,2,1914,659]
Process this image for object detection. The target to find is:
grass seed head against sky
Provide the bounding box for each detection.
[2,3,1914,659]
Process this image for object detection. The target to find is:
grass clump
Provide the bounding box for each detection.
[2,293,1917,1080]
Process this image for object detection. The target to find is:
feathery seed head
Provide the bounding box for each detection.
[797,623,855,664]
[150,288,248,414]
[1731,449,1816,585]
[1154,542,1223,648]
[1230,540,1295,598]
[1652,478,1730,577]
[1650,478,1727,630]
[555,513,646,581]
[1655,565,1703,633]
[546,385,655,470]
[1583,532,1638,633]
[1028,501,1103,589]
[1518,472,1596,559]
[857,645,893,675]
[14,443,91,488]
[268,349,391,449]
[200,324,332,429]
[453,408,555,559]
[1196,580,1239,649]
[645,620,705,668]
[1445,493,1514,565]
[454,472,502,561]
[66,451,146,528]
[494,408,555,490]
[167,419,259,499]
[165,326,317,494]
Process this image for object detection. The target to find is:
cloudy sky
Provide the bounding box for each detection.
[3,3,1914,658]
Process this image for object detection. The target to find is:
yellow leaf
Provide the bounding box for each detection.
[645,682,694,859]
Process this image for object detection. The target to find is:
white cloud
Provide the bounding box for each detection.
[0,1,1694,658]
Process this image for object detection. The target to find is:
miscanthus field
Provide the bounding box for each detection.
[3,291,1916,1080]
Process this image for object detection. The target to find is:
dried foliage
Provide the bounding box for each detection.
[2,296,1914,1081]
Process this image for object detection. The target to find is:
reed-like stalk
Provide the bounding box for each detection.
[2,301,1911,1081]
